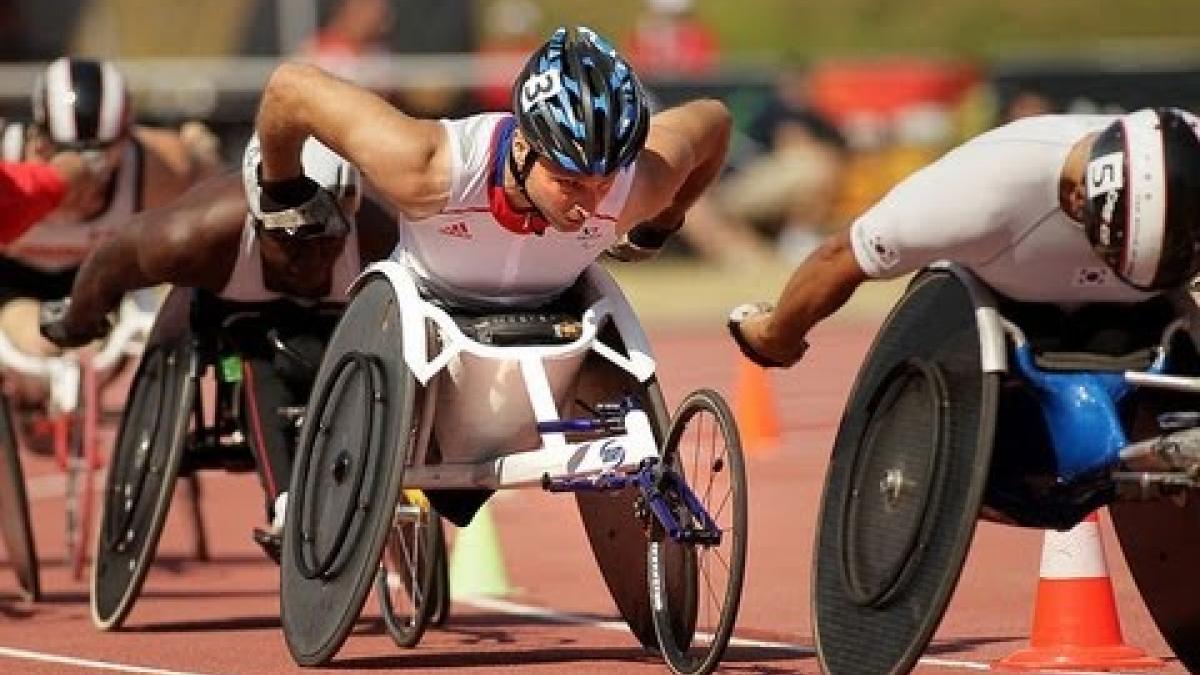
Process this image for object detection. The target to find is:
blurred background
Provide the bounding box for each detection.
[3,0,1200,272]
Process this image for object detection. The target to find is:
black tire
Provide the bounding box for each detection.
[427,513,450,628]
[376,491,444,648]
[90,338,196,630]
[650,388,748,675]
[0,393,39,601]
[280,275,418,666]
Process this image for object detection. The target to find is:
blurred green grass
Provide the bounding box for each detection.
[514,0,1200,62]
[606,258,907,330]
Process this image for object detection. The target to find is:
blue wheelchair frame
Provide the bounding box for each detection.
[1007,331,1169,482]
[942,262,1199,523]
[538,396,723,547]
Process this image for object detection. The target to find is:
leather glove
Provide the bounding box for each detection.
[727,302,805,369]
[605,218,683,262]
[39,298,110,349]
[259,174,320,212]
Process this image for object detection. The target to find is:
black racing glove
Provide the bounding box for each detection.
[726,302,804,369]
[259,174,320,213]
[39,298,111,349]
[605,217,684,262]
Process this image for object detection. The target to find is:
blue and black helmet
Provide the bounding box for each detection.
[512,26,649,176]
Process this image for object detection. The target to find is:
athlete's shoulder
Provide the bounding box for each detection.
[441,112,512,140]
[970,113,1115,147]
[0,120,26,162]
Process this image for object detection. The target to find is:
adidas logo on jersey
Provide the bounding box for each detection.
[438,221,473,240]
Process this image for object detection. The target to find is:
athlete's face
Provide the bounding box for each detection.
[32,133,127,219]
[524,158,617,232]
[256,227,349,299]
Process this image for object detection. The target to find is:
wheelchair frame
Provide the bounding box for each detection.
[281,260,747,675]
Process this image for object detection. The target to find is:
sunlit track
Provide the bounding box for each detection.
[0,645,209,675]
[0,322,1181,673]
[459,596,1145,675]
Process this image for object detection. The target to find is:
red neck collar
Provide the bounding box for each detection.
[487,116,549,236]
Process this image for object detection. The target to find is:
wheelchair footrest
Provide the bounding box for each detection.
[542,472,633,492]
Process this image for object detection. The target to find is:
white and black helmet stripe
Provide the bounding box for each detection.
[1118,109,1169,288]
[37,58,127,146]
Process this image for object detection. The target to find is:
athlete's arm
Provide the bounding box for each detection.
[618,99,732,233]
[59,172,246,341]
[255,62,451,220]
[355,196,400,265]
[734,230,867,367]
[136,126,221,209]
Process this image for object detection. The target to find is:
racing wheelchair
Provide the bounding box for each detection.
[0,288,162,598]
[278,260,749,675]
[812,263,1200,674]
[89,286,450,633]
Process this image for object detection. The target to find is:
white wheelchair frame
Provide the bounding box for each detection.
[363,259,662,491]
[0,288,160,416]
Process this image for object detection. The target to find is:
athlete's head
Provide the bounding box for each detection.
[1081,108,1200,290]
[243,134,363,296]
[31,57,132,177]
[507,26,649,231]
[27,58,135,218]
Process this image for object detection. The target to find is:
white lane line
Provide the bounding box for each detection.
[26,473,66,500]
[458,596,1141,674]
[0,645,208,675]
[25,472,107,501]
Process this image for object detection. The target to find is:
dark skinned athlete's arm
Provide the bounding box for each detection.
[735,230,868,366]
[354,196,400,266]
[61,172,247,339]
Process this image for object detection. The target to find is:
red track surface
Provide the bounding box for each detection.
[0,318,1184,673]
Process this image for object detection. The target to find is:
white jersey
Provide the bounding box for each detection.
[218,217,361,304]
[393,113,634,309]
[850,114,1159,305]
[0,122,143,272]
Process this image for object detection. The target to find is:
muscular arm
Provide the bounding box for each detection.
[619,99,732,232]
[135,126,220,210]
[739,230,868,366]
[62,172,246,337]
[354,196,400,265]
[254,62,450,219]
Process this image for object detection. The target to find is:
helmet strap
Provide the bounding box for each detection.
[506,138,550,222]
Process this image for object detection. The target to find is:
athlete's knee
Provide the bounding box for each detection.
[0,300,62,357]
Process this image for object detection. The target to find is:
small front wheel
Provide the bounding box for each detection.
[649,388,748,675]
[376,490,446,648]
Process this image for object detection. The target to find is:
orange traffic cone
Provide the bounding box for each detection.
[733,356,780,456]
[995,511,1163,671]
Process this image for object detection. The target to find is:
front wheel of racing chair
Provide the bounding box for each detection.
[63,359,100,582]
[375,489,448,648]
[91,288,198,630]
[649,389,748,675]
[281,274,422,667]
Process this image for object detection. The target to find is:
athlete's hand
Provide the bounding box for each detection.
[727,302,806,368]
[38,298,110,349]
[605,218,683,262]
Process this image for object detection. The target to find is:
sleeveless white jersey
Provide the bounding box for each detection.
[218,217,362,304]
[850,114,1160,305]
[0,122,142,272]
[394,113,634,309]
